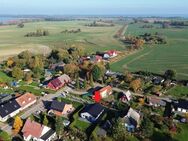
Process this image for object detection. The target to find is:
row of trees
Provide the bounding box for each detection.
[25,29,49,37]
[86,21,114,27]
[61,28,81,34]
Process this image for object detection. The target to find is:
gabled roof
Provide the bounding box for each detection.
[81,103,105,118]
[50,78,62,88]
[173,99,188,110]
[48,74,71,89]
[22,119,44,138]
[40,128,55,140]
[58,74,71,84]
[126,108,140,124]
[98,85,112,93]
[0,100,21,118]
[50,100,65,112]
[16,93,36,108]
[148,96,166,106]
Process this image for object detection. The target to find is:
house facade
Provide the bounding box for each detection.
[173,99,188,113]
[80,103,105,123]
[48,100,74,116]
[93,86,112,102]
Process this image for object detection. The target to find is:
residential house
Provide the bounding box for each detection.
[0,100,21,122]
[47,74,71,90]
[80,103,105,123]
[16,93,36,111]
[0,94,14,104]
[106,50,118,58]
[22,119,56,141]
[93,86,112,102]
[120,90,132,103]
[173,99,188,113]
[147,96,166,107]
[152,77,165,85]
[49,62,65,71]
[90,55,103,63]
[124,108,141,131]
[48,100,74,116]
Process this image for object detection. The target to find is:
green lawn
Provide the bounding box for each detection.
[111,23,188,80]
[174,124,188,141]
[167,85,188,98]
[17,84,55,96]
[0,71,12,83]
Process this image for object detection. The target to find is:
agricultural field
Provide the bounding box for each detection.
[0,21,125,60]
[111,23,188,80]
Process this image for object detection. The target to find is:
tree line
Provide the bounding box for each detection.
[25,29,49,37]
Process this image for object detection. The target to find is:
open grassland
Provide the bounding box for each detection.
[0,21,125,60]
[111,23,188,79]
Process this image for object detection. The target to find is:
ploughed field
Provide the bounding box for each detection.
[0,20,125,60]
[111,23,188,79]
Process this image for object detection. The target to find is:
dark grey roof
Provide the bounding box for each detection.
[81,103,105,118]
[0,100,21,118]
[173,99,188,110]
[50,100,65,112]
[40,129,55,140]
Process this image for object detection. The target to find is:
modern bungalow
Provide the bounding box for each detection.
[80,103,105,123]
[47,74,71,90]
[48,100,74,116]
[173,99,188,113]
[22,119,56,141]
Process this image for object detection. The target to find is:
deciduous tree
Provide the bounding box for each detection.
[55,117,64,139]
[13,116,23,134]
[12,66,24,80]
[130,78,142,92]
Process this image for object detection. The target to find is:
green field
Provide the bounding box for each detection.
[1,21,188,79]
[0,21,125,60]
[111,23,188,79]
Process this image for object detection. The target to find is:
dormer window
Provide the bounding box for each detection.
[28,98,31,101]
[5,110,8,113]
[22,101,25,104]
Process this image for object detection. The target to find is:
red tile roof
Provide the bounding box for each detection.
[22,119,44,138]
[16,93,36,108]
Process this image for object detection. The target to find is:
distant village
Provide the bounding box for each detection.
[0,46,187,141]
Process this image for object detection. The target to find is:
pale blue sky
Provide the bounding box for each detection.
[0,0,188,16]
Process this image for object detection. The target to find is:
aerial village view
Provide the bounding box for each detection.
[0,0,188,141]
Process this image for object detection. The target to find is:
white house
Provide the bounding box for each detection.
[80,103,105,123]
[125,108,141,128]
